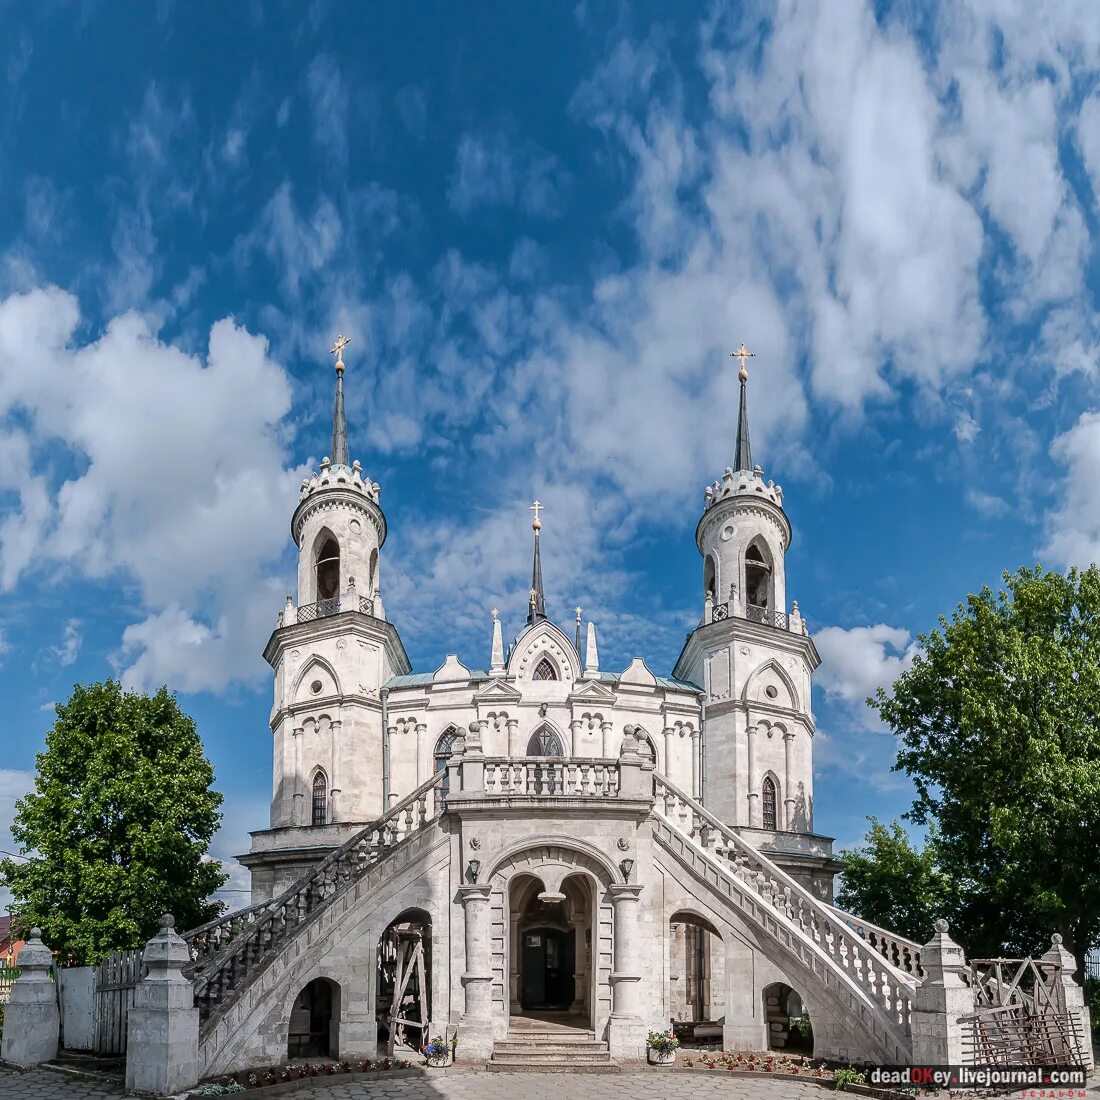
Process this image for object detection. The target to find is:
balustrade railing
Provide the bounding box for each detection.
[483,758,620,797]
[652,772,915,1038]
[296,595,374,623]
[709,602,789,630]
[183,771,444,1027]
[827,905,924,978]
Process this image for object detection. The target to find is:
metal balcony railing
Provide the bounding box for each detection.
[710,601,790,630]
[297,595,374,623]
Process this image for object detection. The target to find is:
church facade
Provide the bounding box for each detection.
[181,340,927,1076]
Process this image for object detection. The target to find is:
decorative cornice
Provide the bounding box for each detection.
[695,491,791,553]
[291,483,387,548]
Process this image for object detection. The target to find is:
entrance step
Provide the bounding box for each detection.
[488,1032,619,1073]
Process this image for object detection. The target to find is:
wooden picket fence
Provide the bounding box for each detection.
[94,949,145,1055]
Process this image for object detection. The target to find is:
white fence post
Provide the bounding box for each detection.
[0,928,59,1066]
[911,919,974,1065]
[125,915,200,1096]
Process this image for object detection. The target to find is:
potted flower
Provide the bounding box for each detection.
[422,1033,453,1068]
[646,1029,680,1066]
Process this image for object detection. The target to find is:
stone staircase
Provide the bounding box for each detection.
[181,771,445,1037]
[652,772,920,1063]
[488,1028,619,1073]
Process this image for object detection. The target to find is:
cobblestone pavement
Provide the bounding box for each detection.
[0,1068,835,1099]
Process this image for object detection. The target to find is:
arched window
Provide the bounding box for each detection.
[745,541,771,609]
[532,657,558,681]
[369,548,379,593]
[435,727,461,801]
[527,726,564,756]
[311,772,328,826]
[316,536,340,601]
[704,555,716,603]
[762,775,778,831]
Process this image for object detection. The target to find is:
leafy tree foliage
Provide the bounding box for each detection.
[0,681,226,964]
[837,819,957,944]
[861,566,1100,974]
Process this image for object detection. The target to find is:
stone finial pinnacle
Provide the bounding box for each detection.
[730,343,755,473]
[329,334,350,467]
[527,500,546,624]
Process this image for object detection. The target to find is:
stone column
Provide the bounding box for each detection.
[1042,933,1095,1068]
[506,717,520,757]
[570,913,588,1013]
[415,722,427,787]
[458,884,494,1059]
[704,590,713,624]
[663,726,674,779]
[783,730,795,830]
[329,719,342,822]
[690,726,701,798]
[508,912,522,1013]
[608,883,646,1058]
[910,919,974,1066]
[461,721,485,793]
[292,726,304,825]
[569,718,582,757]
[125,916,200,1096]
[746,722,760,827]
[601,720,613,758]
[0,928,58,1066]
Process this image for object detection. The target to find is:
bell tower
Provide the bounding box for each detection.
[674,344,827,887]
[261,336,410,850]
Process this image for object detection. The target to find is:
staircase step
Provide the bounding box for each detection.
[486,1062,622,1074]
[491,1051,611,1064]
[494,1042,608,1056]
[504,1031,597,1042]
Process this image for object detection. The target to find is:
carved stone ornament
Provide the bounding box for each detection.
[616,837,629,851]
[469,837,482,850]
[740,646,750,656]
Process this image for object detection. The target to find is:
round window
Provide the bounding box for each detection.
[720,523,735,542]
[765,684,778,699]
[310,680,323,695]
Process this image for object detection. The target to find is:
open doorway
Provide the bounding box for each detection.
[763,981,813,1054]
[377,909,431,1055]
[288,977,340,1059]
[668,911,725,1045]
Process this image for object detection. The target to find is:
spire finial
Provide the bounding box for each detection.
[730,342,755,472]
[731,341,755,383]
[329,333,350,467]
[527,500,546,625]
[330,333,351,374]
[574,605,583,656]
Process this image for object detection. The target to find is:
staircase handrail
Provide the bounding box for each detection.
[827,904,924,978]
[183,770,445,971]
[652,770,916,1050]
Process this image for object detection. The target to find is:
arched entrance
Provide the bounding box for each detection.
[668,911,724,1035]
[377,908,431,1054]
[288,977,340,1058]
[763,981,813,1054]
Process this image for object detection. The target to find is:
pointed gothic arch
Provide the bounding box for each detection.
[292,654,343,701]
[762,773,779,831]
[744,537,773,610]
[742,658,799,710]
[533,656,558,681]
[312,528,341,602]
[310,768,329,826]
[527,724,564,757]
[434,726,462,800]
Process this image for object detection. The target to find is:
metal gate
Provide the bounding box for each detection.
[94,949,144,1055]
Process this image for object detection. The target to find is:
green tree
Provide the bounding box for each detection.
[865,565,1100,975]
[837,818,958,944]
[0,681,226,964]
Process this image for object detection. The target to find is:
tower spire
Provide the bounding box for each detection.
[329,334,351,467]
[731,341,755,473]
[527,500,546,625]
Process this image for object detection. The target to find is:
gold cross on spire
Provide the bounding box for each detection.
[330,333,351,373]
[530,499,543,531]
[575,606,583,621]
[731,341,755,382]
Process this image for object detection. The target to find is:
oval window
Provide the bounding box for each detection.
[310,680,323,695]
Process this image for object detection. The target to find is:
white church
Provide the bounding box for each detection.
[176,340,947,1075]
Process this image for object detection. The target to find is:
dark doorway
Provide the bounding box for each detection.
[521,927,574,1010]
[288,977,338,1058]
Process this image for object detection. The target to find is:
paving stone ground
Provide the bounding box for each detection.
[0,1068,832,1100]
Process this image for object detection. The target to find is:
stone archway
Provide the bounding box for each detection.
[487,842,616,1037]
[287,976,340,1059]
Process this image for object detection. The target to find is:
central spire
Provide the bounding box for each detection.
[329,333,350,467]
[527,499,546,624]
[731,341,755,473]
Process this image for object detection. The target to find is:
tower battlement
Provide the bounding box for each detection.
[704,464,784,510]
[299,456,381,505]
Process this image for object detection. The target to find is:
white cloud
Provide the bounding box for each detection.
[815,624,919,723]
[1041,410,1100,568]
[306,54,349,169]
[0,286,307,692]
[0,768,35,909]
[447,132,569,218]
[52,620,81,667]
[965,489,1009,518]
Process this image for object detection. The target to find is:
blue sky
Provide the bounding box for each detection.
[2,1,1099,907]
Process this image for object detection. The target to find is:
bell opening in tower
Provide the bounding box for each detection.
[745,542,771,609]
[316,536,341,600]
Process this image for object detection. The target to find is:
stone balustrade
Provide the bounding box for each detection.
[482,757,621,797]
[653,772,915,1044]
[828,904,924,978]
[183,771,444,1030]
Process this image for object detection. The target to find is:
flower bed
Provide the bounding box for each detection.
[675,1052,911,1099]
[191,1057,414,1095]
